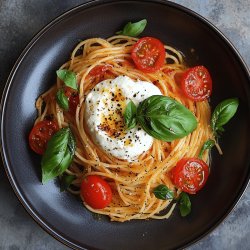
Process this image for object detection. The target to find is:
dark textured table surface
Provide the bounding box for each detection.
[0,0,249,249]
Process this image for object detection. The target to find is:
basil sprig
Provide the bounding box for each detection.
[179,192,191,217]
[211,98,239,137]
[41,127,76,184]
[124,100,137,130]
[116,19,147,37]
[124,95,197,141]
[198,98,239,157]
[56,69,78,90]
[56,89,69,110]
[60,174,76,192]
[198,139,215,159]
[153,184,174,200]
[153,186,191,216]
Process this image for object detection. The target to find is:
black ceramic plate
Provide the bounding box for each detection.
[1,0,250,249]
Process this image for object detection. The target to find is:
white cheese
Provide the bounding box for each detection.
[84,76,162,161]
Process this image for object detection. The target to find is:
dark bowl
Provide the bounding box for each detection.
[1,0,250,249]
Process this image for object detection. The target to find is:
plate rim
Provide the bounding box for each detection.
[1,0,250,249]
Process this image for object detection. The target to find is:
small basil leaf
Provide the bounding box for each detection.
[58,148,73,172]
[137,95,197,141]
[153,184,174,200]
[42,128,69,183]
[56,69,77,90]
[211,98,239,136]
[41,127,75,184]
[116,19,147,37]
[56,89,69,110]
[60,174,76,192]
[124,100,137,130]
[179,192,191,217]
[198,139,215,159]
[68,128,76,155]
[43,148,74,185]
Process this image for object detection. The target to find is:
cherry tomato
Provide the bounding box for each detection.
[89,65,112,76]
[88,65,115,84]
[170,157,209,194]
[81,175,112,209]
[131,37,166,73]
[29,120,59,155]
[181,66,212,101]
[64,87,79,116]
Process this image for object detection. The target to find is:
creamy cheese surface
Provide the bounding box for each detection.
[84,76,162,161]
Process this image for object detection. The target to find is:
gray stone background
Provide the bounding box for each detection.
[0,0,249,249]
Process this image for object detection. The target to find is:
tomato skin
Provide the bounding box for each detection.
[29,120,59,155]
[64,87,79,116]
[170,157,209,194]
[89,65,112,76]
[88,65,115,84]
[81,175,112,209]
[131,37,166,73]
[181,66,212,101]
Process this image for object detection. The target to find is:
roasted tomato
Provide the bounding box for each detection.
[29,120,59,155]
[181,66,212,101]
[64,87,79,116]
[88,65,115,84]
[81,175,112,209]
[131,37,166,73]
[170,157,209,194]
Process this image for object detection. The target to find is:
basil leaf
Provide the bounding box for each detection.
[179,192,191,217]
[56,69,77,90]
[124,100,137,130]
[68,128,76,154]
[60,174,76,192]
[211,98,239,136]
[56,89,69,110]
[153,184,174,200]
[57,147,73,173]
[198,139,215,159]
[137,95,197,141]
[116,19,147,37]
[41,127,76,184]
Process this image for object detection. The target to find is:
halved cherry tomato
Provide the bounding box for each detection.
[88,65,115,84]
[89,65,112,76]
[131,37,166,73]
[181,66,212,101]
[64,87,79,116]
[29,120,59,155]
[81,175,112,209]
[170,157,209,194]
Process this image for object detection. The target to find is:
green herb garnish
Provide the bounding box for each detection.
[116,19,147,37]
[198,139,215,159]
[56,69,78,90]
[41,127,76,184]
[179,192,191,217]
[124,95,197,141]
[199,98,239,157]
[60,174,76,192]
[56,89,69,110]
[153,184,174,200]
[124,100,137,130]
[211,98,239,137]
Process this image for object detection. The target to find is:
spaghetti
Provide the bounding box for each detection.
[33,35,212,222]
